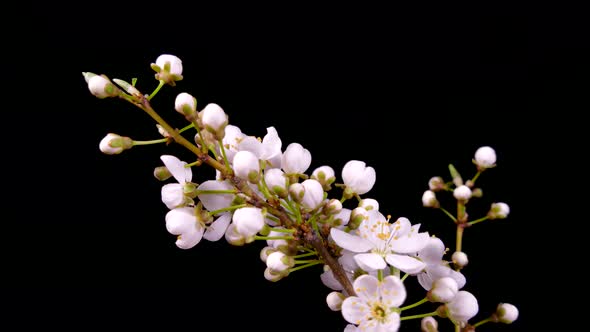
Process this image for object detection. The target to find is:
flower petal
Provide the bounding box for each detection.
[161,155,191,183]
[342,296,371,325]
[417,270,434,291]
[354,253,386,272]
[197,180,235,211]
[417,237,445,264]
[165,207,195,235]
[161,183,185,209]
[352,274,379,303]
[385,254,426,274]
[320,270,343,291]
[261,126,282,160]
[380,276,406,308]
[203,213,231,241]
[175,227,204,249]
[330,228,374,253]
[339,250,360,272]
[237,136,264,158]
[389,231,430,254]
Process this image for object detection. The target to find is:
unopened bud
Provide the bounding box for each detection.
[260,246,276,263]
[421,317,438,332]
[201,103,228,140]
[359,198,379,211]
[326,292,345,311]
[428,176,445,191]
[289,183,305,203]
[422,190,439,208]
[488,202,510,219]
[311,166,336,191]
[452,251,468,268]
[474,146,497,169]
[84,73,120,99]
[99,133,133,155]
[453,185,472,201]
[348,207,368,230]
[152,54,183,86]
[496,303,518,324]
[153,166,172,181]
[175,92,197,120]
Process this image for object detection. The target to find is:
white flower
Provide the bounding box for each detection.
[99,133,132,155]
[489,202,510,219]
[341,274,406,332]
[453,185,472,201]
[301,179,324,210]
[474,146,496,168]
[452,251,468,268]
[233,150,260,183]
[428,277,459,303]
[422,190,439,208]
[326,292,345,311]
[160,155,193,209]
[165,207,204,249]
[87,75,118,98]
[331,211,430,274]
[156,54,183,76]
[264,168,289,198]
[496,303,518,324]
[266,251,293,273]
[421,317,438,332]
[196,180,235,212]
[446,291,479,325]
[174,92,197,118]
[281,143,311,174]
[221,125,246,163]
[233,207,264,238]
[201,103,228,136]
[342,160,376,195]
[416,237,466,291]
[360,199,379,211]
[238,127,283,167]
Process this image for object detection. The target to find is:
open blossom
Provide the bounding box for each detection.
[160,155,193,209]
[342,160,376,195]
[416,237,466,291]
[342,274,406,332]
[196,180,235,212]
[331,211,430,274]
[238,127,283,168]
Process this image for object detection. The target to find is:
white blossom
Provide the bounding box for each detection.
[233,207,264,238]
[421,317,438,332]
[301,179,324,210]
[342,160,376,195]
[281,143,311,174]
[224,223,246,246]
[320,250,358,291]
[233,150,260,183]
[452,251,468,268]
[474,146,496,168]
[86,74,118,98]
[196,180,235,212]
[155,54,183,76]
[289,183,305,203]
[453,185,472,201]
[428,176,444,191]
[238,127,283,167]
[221,125,246,163]
[331,211,430,274]
[446,291,479,325]
[341,275,406,332]
[160,155,193,209]
[326,292,345,311]
[312,165,336,189]
[324,199,343,215]
[266,251,293,273]
[165,207,204,249]
[416,237,466,291]
[260,246,276,263]
[332,208,351,228]
[496,303,519,324]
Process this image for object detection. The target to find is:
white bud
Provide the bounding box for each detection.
[224,223,246,246]
[453,185,472,201]
[428,176,445,191]
[300,179,324,210]
[422,190,439,208]
[326,291,345,311]
[311,165,336,190]
[260,246,276,263]
[174,92,197,118]
[324,199,342,215]
[446,291,479,323]
[264,267,287,282]
[87,75,118,98]
[266,251,293,273]
[266,229,289,250]
[452,251,468,268]
[281,143,312,174]
[489,202,510,219]
[156,54,183,76]
[201,103,228,138]
[474,146,496,168]
[233,207,264,238]
[496,303,519,324]
[332,208,351,227]
[428,277,459,303]
[348,207,369,229]
[289,183,305,203]
[99,133,132,155]
[421,316,438,332]
[359,198,379,211]
[342,160,376,195]
[233,151,260,183]
[264,168,289,198]
[161,183,186,209]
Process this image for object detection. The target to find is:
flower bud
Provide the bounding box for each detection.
[359,198,379,211]
[446,291,479,323]
[281,143,312,174]
[266,229,289,250]
[326,291,345,311]
[156,124,171,138]
[422,190,439,208]
[224,223,246,246]
[474,146,496,169]
[324,199,342,215]
[154,166,173,181]
[99,133,133,155]
[266,251,294,273]
[233,151,261,184]
[201,103,228,140]
[112,78,141,97]
[428,277,459,303]
[152,54,183,85]
[496,303,518,324]
[348,207,369,230]
[289,183,305,203]
[421,317,438,332]
[301,179,324,210]
[264,168,289,198]
[448,164,463,187]
[175,92,197,120]
[332,208,351,227]
[311,165,336,190]
[260,246,276,263]
[264,267,288,282]
[233,207,264,238]
[85,74,119,98]
[453,185,472,201]
[428,176,445,191]
[488,202,510,219]
[342,160,376,195]
[452,251,468,268]
[471,188,483,198]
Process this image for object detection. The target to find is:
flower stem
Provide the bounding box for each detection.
[288,261,323,273]
[147,80,165,100]
[132,138,168,145]
[294,259,322,264]
[195,189,238,195]
[456,225,464,253]
[377,269,384,281]
[293,252,317,259]
[218,139,231,169]
[468,216,489,226]
[178,123,195,133]
[400,311,437,321]
[400,273,409,282]
[473,317,493,328]
[471,170,482,185]
[254,235,294,241]
[439,207,457,223]
[399,297,428,312]
[270,227,296,234]
[208,204,246,216]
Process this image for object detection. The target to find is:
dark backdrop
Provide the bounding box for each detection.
[5,5,583,331]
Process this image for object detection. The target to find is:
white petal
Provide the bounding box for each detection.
[165,207,195,235]
[344,324,359,332]
[354,253,386,271]
[237,136,264,158]
[358,210,388,246]
[261,126,282,160]
[418,237,445,264]
[161,155,191,183]
[161,183,185,209]
[380,276,407,308]
[339,250,360,271]
[197,180,235,211]
[352,274,379,303]
[175,227,204,249]
[342,296,371,325]
[390,232,430,254]
[203,213,231,241]
[320,270,344,291]
[330,228,374,253]
[390,217,412,237]
[385,254,426,274]
[417,271,434,291]
[449,269,466,289]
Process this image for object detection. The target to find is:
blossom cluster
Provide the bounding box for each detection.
[85,54,519,331]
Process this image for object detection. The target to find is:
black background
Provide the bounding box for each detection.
[4,4,584,331]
